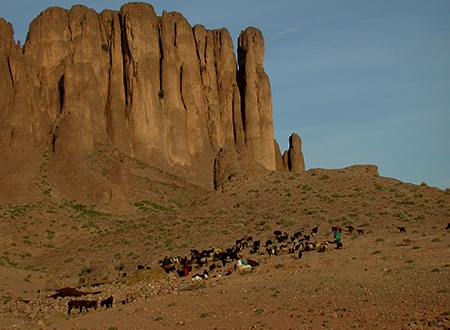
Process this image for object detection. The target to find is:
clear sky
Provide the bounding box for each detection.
[2,1,450,189]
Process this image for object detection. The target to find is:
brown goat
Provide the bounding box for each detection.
[68,300,97,314]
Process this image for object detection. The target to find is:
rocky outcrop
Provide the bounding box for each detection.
[0,3,303,206]
[283,133,305,172]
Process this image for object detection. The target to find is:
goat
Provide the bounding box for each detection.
[446,223,450,229]
[336,242,343,249]
[250,240,260,254]
[100,296,113,309]
[137,264,151,270]
[278,244,289,254]
[265,239,273,247]
[266,246,277,257]
[317,241,329,253]
[294,242,304,252]
[304,242,316,251]
[357,229,364,235]
[398,226,407,233]
[311,226,319,234]
[347,226,355,234]
[209,263,219,272]
[250,246,260,254]
[192,269,209,281]
[273,230,282,236]
[280,232,289,242]
[68,300,97,314]
[403,239,411,246]
[214,251,229,267]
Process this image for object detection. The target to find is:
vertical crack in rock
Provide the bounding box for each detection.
[173,22,177,48]
[236,44,247,138]
[158,23,164,93]
[180,65,187,112]
[119,13,131,107]
[6,56,14,87]
[104,21,113,137]
[58,75,65,114]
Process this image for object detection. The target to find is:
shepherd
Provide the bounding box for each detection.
[162,256,171,273]
[183,256,189,276]
[333,226,342,244]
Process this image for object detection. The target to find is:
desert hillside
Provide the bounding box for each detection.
[0,165,449,329]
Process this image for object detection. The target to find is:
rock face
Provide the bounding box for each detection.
[0,3,304,206]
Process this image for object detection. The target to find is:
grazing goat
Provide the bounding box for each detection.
[100,296,113,309]
[347,226,355,234]
[398,226,407,233]
[68,300,97,314]
[273,230,282,236]
[137,265,150,270]
[276,232,289,243]
[250,240,260,254]
[357,229,364,235]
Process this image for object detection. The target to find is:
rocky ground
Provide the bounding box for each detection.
[1,166,449,329]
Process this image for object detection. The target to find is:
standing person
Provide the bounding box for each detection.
[162,256,171,273]
[183,257,189,276]
[333,226,342,243]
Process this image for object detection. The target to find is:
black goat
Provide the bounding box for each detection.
[100,296,113,309]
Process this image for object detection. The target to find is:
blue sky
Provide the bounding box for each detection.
[2,1,450,189]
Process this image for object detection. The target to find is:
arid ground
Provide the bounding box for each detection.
[1,166,449,329]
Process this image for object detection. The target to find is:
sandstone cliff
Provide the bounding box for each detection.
[0,3,304,207]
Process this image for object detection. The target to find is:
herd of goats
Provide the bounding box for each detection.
[64,225,345,314]
[161,225,346,280]
[64,223,426,315]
